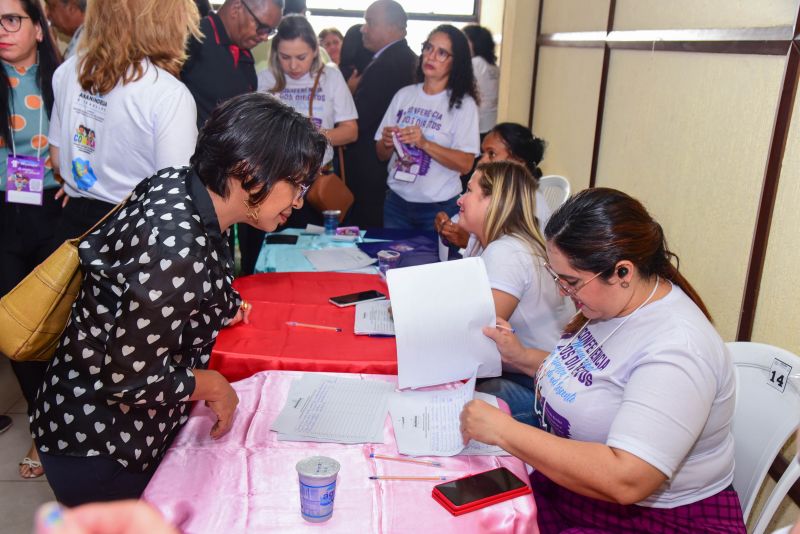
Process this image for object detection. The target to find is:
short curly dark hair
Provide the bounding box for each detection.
[191,93,327,205]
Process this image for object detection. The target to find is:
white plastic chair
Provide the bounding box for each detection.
[727,342,800,534]
[538,175,571,213]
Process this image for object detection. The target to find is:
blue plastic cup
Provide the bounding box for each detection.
[323,210,341,235]
[296,456,340,522]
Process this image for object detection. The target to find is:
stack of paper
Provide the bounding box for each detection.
[354,300,395,336]
[387,374,509,457]
[387,257,501,389]
[303,248,376,272]
[272,374,394,443]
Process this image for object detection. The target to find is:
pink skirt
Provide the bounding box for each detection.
[531,470,746,534]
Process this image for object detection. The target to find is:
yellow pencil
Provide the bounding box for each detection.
[370,453,442,467]
[286,321,342,332]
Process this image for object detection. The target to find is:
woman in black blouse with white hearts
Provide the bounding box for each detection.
[32,93,327,506]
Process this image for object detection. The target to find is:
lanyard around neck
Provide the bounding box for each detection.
[8,67,44,161]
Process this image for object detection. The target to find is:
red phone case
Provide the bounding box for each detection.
[431,472,532,516]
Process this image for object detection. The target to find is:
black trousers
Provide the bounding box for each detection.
[39,451,156,507]
[0,191,63,413]
[54,195,117,244]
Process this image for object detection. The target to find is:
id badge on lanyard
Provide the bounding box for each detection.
[6,153,45,205]
[6,97,45,205]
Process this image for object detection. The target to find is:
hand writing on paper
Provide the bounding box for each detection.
[483,318,529,369]
[434,211,470,249]
[460,398,512,446]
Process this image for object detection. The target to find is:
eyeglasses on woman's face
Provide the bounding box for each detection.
[421,41,453,62]
[293,182,310,201]
[544,262,603,297]
[0,14,31,33]
[241,0,277,37]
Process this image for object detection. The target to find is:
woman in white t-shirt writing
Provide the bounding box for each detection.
[49,0,200,242]
[376,24,480,230]
[460,188,745,533]
[258,14,358,229]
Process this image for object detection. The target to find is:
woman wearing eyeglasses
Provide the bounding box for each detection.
[258,14,357,228]
[48,0,200,243]
[33,93,327,506]
[376,24,479,230]
[457,161,573,424]
[460,188,745,533]
[0,0,61,479]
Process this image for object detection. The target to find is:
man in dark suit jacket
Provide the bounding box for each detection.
[345,0,417,228]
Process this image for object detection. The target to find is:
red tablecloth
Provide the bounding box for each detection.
[210,272,397,382]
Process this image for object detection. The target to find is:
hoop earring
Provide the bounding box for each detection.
[243,200,259,223]
[620,281,630,289]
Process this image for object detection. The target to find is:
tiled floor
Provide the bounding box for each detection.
[0,357,55,534]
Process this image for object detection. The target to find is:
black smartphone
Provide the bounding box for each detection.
[265,234,299,245]
[328,290,386,307]
[432,467,531,514]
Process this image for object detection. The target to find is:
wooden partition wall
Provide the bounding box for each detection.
[527,0,800,350]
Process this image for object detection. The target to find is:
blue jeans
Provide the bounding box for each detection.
[477,374,542,428]
[383,190,459,231]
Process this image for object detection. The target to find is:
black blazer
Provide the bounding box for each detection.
[345,39,418,227]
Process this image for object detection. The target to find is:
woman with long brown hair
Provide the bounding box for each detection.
[461,188,745,532]
[49,0,200,240]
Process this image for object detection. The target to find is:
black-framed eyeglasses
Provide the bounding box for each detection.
[421,41,453,62]
[240,0,276,38]
[0,14,30,33]
[544,262,603,297]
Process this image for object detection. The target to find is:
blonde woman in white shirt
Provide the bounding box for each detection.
[458,161,573,424]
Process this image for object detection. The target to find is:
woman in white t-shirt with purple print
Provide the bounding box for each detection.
[460,188,745,533]
[376,24,479,230]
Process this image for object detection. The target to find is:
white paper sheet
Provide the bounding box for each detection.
[388,375,474,456]
[354,300,395,336]
[303,248,377,272]
[271,374,394,443]
[387,257,501,389]
[388,378,510,457]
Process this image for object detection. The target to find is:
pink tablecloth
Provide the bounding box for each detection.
[143,371,538,534]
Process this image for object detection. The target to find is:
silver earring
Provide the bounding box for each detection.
[621,281,630,289]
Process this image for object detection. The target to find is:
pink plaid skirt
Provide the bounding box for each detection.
[531,470,746,534]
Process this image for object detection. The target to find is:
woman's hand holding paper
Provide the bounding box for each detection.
[460,398,513,446]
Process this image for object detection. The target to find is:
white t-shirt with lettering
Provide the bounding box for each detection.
[257,64,357,166]
[375,84,480,203]
[49,56,197,203]
[538,284,736,508]
[481,235,574,350]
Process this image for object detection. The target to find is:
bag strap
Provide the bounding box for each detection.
[308,67,323,118]
[74,195,130,241]
[338,146,346,184]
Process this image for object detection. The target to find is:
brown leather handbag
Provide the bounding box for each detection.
[0,199,126,362]
[304,68,354,222]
